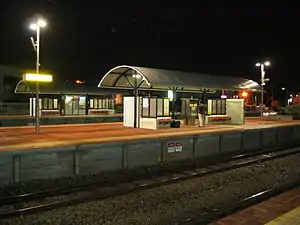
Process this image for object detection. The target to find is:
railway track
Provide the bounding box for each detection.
[0,143,292,205]
[0,147,270,206]
[0,146,300,220]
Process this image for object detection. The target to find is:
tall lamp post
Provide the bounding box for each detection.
[29,18,47,134]
[255,61,270,118]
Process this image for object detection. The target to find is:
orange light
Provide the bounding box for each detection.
[241,91,248,98]
[75,80,84,84]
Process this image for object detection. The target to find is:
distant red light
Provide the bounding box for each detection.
[75,80,84,84]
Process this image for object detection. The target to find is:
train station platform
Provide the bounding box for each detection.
[0,118,300,188]
[0,119,299,151]
[210,188,300,225]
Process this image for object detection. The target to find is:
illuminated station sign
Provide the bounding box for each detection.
[23,73,53,82]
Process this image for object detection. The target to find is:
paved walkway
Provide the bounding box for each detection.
[0,120,298,151]
[210,188,300,225]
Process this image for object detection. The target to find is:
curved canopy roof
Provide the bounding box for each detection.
[98,65,261,92]
[14,80,124,95]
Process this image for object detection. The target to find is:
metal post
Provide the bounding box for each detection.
[35,26,40,134]
[172,89,176,119]
[0,75,3,100]
[261,85,264,119]
[133,75,138,128]
[260,64,265,119]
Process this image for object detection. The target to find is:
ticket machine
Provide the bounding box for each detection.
[181,98,199,125]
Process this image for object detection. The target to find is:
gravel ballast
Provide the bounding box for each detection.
[2,153,300,225]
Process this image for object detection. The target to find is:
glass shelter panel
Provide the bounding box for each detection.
[149,98,157,118]
[142,98,150,117]
[89,98,114,109]
[209,99,226,115]
[41,97,58,110]
[221,100,226,114]
[163,99,170,116]
[141,97,170,118]
[98,99,102,108]
[42,98,48,109]
[216,100,222,114]
[53,99,58,109]
[157,99,163,117]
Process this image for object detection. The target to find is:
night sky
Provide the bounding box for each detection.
[1,2,299,93]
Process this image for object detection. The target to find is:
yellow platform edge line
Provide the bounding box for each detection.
[265,206,300,225]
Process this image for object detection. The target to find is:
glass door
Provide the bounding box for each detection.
[72,100,79,114]
[64,95,86,115]
[65,96,73,115]
[78,96,86,115]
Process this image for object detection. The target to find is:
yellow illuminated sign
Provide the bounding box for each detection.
[23,73,53,82]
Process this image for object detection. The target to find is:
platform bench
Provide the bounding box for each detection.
[158,118,173,128]
[89,109,115,115]
[206,115,232,124]
[41,110,60,116]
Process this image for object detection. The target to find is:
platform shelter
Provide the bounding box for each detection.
[14,80,120,116]
[98,65,261,129]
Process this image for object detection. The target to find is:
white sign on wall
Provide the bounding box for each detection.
[175,142,183,152]
[167,142,183,153]
[167,143,175,153]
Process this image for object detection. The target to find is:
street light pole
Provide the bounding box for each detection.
[30,18,47,134]
[256,61,270,119]
[36,25,40,134]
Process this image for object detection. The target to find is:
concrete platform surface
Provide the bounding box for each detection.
[211,188,300,225]
[0,119,299,151]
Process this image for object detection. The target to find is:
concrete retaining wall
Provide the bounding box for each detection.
[0,125,299,186]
